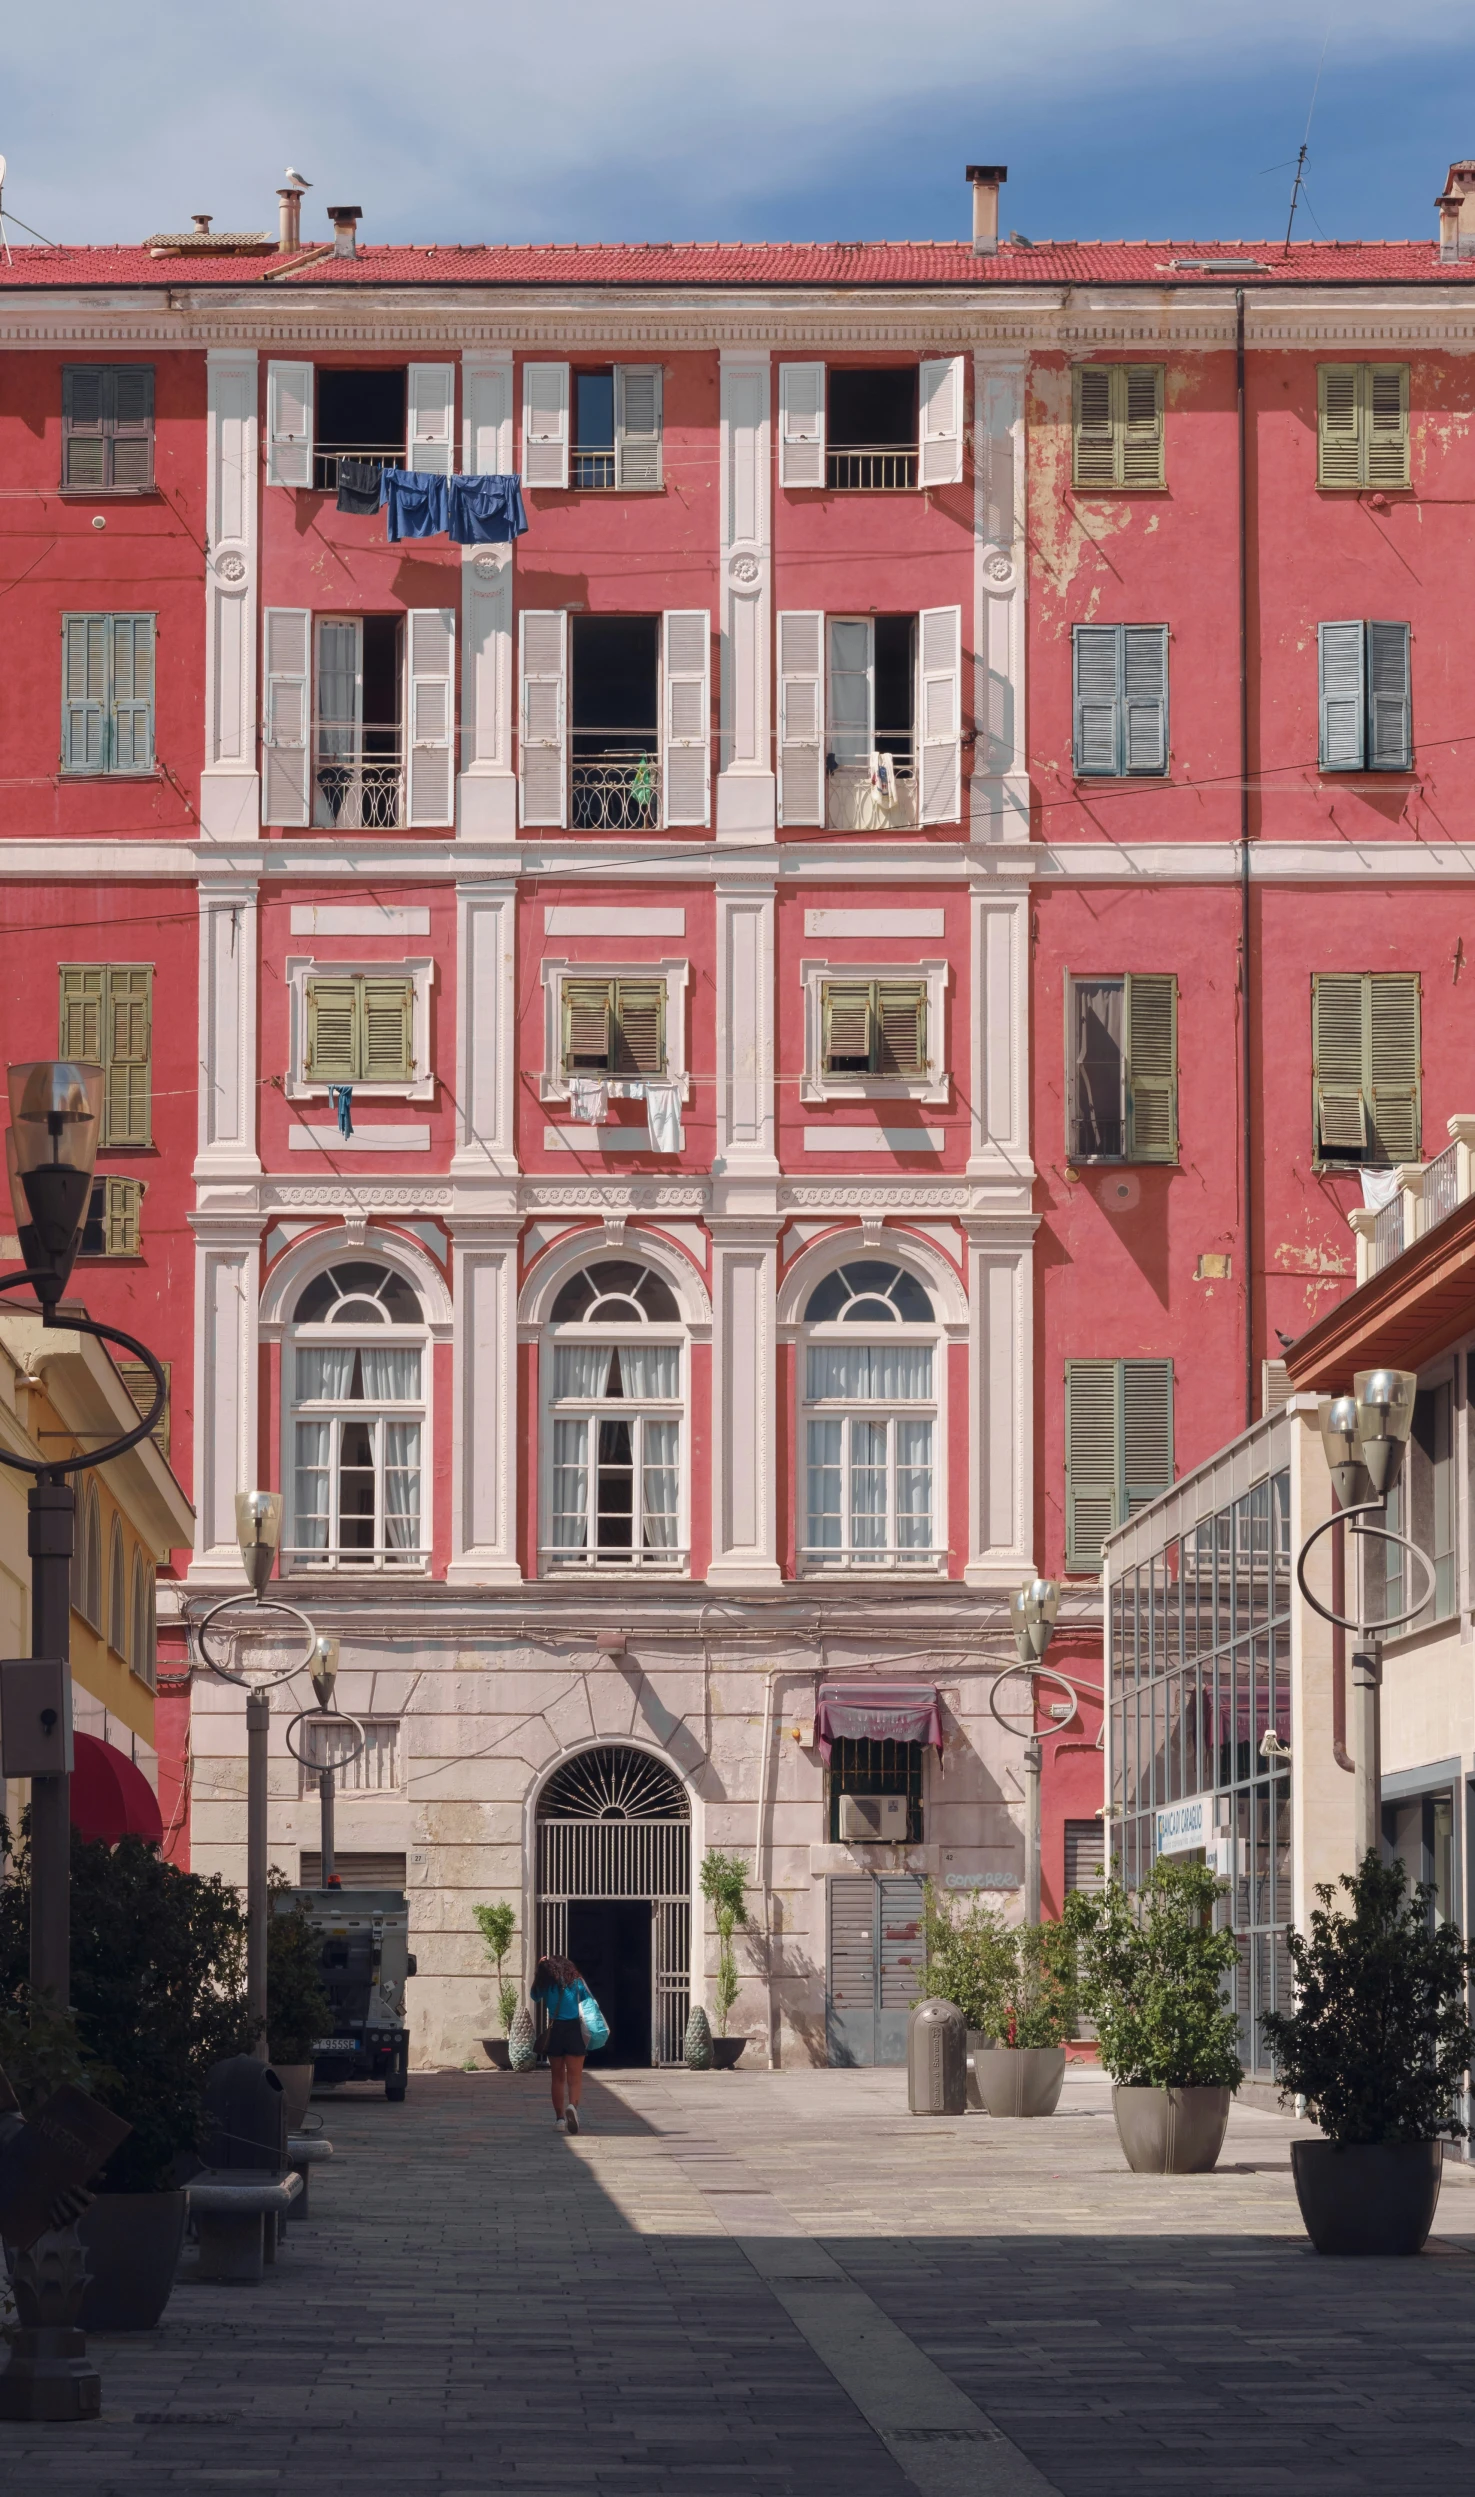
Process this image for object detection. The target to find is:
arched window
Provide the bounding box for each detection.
[544,1261,684,1572]
[800,1260,940,1571]
[131,1552,155,1688]
[289,1262,426,1570]
[72,1478,99,1628]
[109,1518,128,1657]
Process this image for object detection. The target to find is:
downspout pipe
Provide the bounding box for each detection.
[1237,289,1255,1431]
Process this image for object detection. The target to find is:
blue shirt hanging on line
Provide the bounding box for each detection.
[380,468,449,541]
[445,473,529,544]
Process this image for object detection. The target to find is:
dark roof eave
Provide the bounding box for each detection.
[1285,1191,1475,1393]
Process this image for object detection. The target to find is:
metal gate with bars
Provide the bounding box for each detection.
[536,1746,691,2065]
[826,1874,925,2066]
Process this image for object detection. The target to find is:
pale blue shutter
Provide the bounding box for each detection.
[1122,627,1168,774]
[62,616,108,770]
[109,616,155,772]
[1366,621,1411,772]
[1319,621,1366,770]
[1073,626,1121,775]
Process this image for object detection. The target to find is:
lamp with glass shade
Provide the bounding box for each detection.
[6,1062,103,1308]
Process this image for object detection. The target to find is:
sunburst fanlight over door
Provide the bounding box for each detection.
[538,1744,689,1823]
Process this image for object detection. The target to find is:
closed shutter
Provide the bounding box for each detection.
[62,614,108,771]
[63,367,108,489]
[110,615,155,773]
[918,604,962,822]
[1262,1359,1290,1417]
[823,983,874,1072]
[1366,365,1410,489]
[1073,624,1121,775]
[115,1355,170,1457]
[1312,972,1369,1158]
[519,610,567,827]
[104,965,152,1145]
[103,1175,145,1256]
[777,611,824,825]
[1120,365,1165,488]
[1122,1360,1173,1514]
[262,608,312,827]
[305,978,359,1081]
[662,610,710,827]
[614,981,666,1075]
[406,607,455,825]
[406,363,454,477]
[778,362,826,489]
[828,1878,876,2011]
[1318,365,1363,488]
[615,365,663,489]
[1072,365,1117,487]
[110,367,155,490]
[1366,620,1412,772]
[563,979,614,1070]
[59,965,105,1065]
[1121,627,1168,774]
[1368,973,1420,1166]
[361,976,416,1080]
[875,982,928,1076]
[266,360,314,489]
[522,362,570,490]
[1064,1819,1106,1896]
[1124,973,1177,1163]
[1065,1359,1119,1572]
[918,356,964,488]
[1319,621,1367,770]
[877,1877,925,2011]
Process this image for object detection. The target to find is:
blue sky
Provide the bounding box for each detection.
[7,2,1475,251]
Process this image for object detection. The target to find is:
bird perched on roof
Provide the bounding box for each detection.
[283,167,312,190]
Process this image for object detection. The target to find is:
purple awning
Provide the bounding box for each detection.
[814,1682,944,1763]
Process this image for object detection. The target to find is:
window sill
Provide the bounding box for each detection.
[60,770,162,783]
[1070,769,1171,784]
[57,486,160,500]
[802,1075,948,1108]
[1066,1154,1179,1170]
[1069,482,1168,497]
[1316,483,1412,496]
[75,1255,145,1267]
[287,1082,434,1107]
[1316,768,1416,782]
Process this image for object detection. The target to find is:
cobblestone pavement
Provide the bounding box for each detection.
[5,2063,1475,2495]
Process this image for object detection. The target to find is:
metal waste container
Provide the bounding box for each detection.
[203,2056,287,2172]
[907,1998,966,2115]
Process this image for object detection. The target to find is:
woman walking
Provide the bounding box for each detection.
[531,1953,593,2134]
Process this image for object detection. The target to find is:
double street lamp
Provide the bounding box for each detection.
[991,1578,1102,1922]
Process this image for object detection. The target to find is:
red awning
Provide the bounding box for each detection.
[814,1682,944,1763]
[69,1731,164,1847]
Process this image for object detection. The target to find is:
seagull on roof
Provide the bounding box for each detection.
[283,167,312,189]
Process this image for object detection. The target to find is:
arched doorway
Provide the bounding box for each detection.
[536,1746,690,2065]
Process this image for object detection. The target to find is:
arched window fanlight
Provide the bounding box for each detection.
[294,1262,422,1326]
[550,1261,680,1325]
[803,1260,934,1325]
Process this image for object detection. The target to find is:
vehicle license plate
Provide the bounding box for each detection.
[313,2038,358,2052]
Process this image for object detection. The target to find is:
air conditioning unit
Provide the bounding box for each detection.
[839,1794,908,1843]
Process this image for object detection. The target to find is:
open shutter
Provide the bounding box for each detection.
[875,983,928,1076]
[522,362,570,490]
[1318,365,1363,488]
[918,605,962,823]
[59,965,105,1065]
[266,360,313,489]
[1368,973,1420,1166]
[406,607,455,826]
[1122,1360,1173,1515]
[360,976,416,1080]
[1120,365,1165,487]
[109,615,155,773]
[407,363,455,477]
[614,982,666,1076]
[1366,365,1410,489]
[104,1177,144,1257]
[662,610,710,827]
[104,965,152,1146]
[110,367,155,489]
[563,980,614,1070]
[1313,972,1369,1159]
[1121,626,1168,775]
[262,608,312,827]
[615,365,663,489]
[61,614,108,771]
[1065,1360,1120,1572]
[822,983,874,1072]
[305,978,360,1081]
[778,363,826,489]
[1124,974,1177,1163]
[1319,621,1366,770]
[918,357,964,488]
[777,611,824,826]
[1072,366,1117,488]
[1366,621,1411,772]
[519,609,567,828]
[63,368,107,489]
[1073,625,1121,775]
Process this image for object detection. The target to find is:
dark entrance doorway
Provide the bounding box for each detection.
[568,1898,653,2068]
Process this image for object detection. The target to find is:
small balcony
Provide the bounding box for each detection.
[312,445,406,495]
[540,1542,688,1575]
[284,1541,429,1574]
[825,758,917,831]
[1350,1119,1475,1282]
[825,446,918,491]
[312,726,404,831]
[570,744,662,833]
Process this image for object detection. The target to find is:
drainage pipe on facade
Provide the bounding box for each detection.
[1237,289,1255,1432]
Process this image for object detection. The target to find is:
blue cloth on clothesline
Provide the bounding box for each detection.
[329,1085,354,1140]
[380,468,449,540]
[446,473,529,544]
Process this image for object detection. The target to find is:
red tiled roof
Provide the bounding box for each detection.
[1,238,1472,290]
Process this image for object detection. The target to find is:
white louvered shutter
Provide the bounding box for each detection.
[918,605,962,823]
[777,611,824,826]
[1122,627,1168,774]
[463,359,512,475]
[406,608,455,825]
[616,366,663,490]
[262,607,312,827]
[1074,626,1121,774]
[1319,622,1366,771]
[407,364,455,477]
[522,363,570,490]
[62,615,108,772]
[1366,621,1412,772]
[778,363,826,488]
[918,357,964,488]
[662,610,710,827]
[266,361,314,489]
[519,609,567,827]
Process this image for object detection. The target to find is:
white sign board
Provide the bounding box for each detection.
[1155,1794,1216,1857]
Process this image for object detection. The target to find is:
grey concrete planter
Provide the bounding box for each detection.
[711,2038,747,2070]
[972,2045,1067,2118]
[1112,2084,1232,2173]
[1291,2138,1443,2255]
[481,2038,512,2070]
[77,2189,187,2330]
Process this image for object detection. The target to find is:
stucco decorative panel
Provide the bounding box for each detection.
[201,348,260,842]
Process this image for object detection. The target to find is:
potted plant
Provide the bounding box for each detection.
[699,1850,750,2069]
[0,1823,253,2330]
[1261,1850,1475,2255]
[923,1888,1075,2116]
[473,1902,519,2070]
[267,1873,332,2130]
[1065,1856,1242,2172]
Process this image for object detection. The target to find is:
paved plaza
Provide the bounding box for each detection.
[5,2064,1475,2495]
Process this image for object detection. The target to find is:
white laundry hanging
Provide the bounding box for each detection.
[568,1076,609,1124]
[644,1081,681,1153]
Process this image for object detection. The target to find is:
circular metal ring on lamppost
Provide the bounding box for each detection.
[1294,1501,1438,1637]
[283,1706,367,1773]
[192,1589,322,1689]
[0,1272,167,1474]
[987,1659,1103,1735]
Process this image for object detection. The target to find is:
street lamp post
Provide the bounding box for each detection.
[991,1580,1103,1922]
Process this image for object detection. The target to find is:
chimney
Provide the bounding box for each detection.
[191,213,212,235]
[326,204,362,260]
[277,185,303,254]
[1436,160,1475,261]
[966,163,1007,257]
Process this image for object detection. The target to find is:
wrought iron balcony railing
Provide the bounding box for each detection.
[570,745,662,832]
[312,727,405,831]
[825,758,918,831]
[826,446,919,490]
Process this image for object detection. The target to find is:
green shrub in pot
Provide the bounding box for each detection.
[922,1887,1077,2046]
[1064,1857,1241,2171]
[699,1849,750,2038]
[473,1900,520,2038]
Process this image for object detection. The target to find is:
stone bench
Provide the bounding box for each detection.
[286,2134,334,2222]
[188,2168,303,2283]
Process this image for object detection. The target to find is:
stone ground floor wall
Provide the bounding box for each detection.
[187,1604,1091,2069]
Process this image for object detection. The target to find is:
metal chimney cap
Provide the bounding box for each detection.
[965,165,1008,183]
[326,204,363,221]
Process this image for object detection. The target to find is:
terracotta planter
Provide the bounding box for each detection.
[77,2189,188,2331]
[711,2038,747,2071]
[271,2063,314,2134]
[1291,2138,1443,2256]
[1112,2084,1232,2174]
[481,2038,512,2070]
[972,2045,1066,2119]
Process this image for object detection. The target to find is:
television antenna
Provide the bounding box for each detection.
[1283,23,1333,256]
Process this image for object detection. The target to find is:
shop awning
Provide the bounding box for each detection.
[69,1731,164,1847]
[814,1682,944,1763]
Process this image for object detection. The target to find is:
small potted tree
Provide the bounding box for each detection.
[923,1888,1076,2116]
[1262,1851,1475,2255]
[699,1850,750,2069]
[267,1873,332,2131]
[473,1902,520,2070]
[1066,1856,1242,2172]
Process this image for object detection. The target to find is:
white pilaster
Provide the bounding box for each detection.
[196,879,260,1179]
[458,351,517,839]
[707,1219,782,1588]
[966,881,1032,1179]
[447,1218,523,1585]
[200,348,260,843]
[713,879,777,1175]
[971,350,1028,843]
[189,1215,263,1574]
[717,350,774,843]
[450,881,518,1176]
[964,1216,1036,1584]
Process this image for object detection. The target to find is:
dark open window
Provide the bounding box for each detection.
[827,1737,923,1842]
[828,369,919,490]
[314,367,407,492]
[571,615,659,830]
[574,369,616,488]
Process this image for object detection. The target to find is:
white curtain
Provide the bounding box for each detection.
[551,1418,590,1549]
[895,1419,934,1550]
[849,1418,888,1550]
[806,1418,843,1551]
[554,1344,613,1399]
[807,1343,932,1402]
[619,1343,679,1399]
[297,1345,355,1401]
[641,1419,679,1551]
[359,1346,422,1402]
[294,1419,331,1552]
[383,1421,421,1553]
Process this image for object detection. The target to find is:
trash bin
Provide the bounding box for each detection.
[907,1998,966,2115]
[203,2056,287,2173]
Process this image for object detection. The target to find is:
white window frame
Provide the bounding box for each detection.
[540,1312,688,1576]
[284,956,436,1104]
[285,1282,431,1576]
[799,957,950,1105]
[537,957,691,1103]
[798,1276,945,1575]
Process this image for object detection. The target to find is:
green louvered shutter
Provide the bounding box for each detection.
[62,615,108,771]
[563,980,614,1071]
[62,368,108,489]
[613,981,665,1076]
[1065,1360,1120,1572]
[1318,366,1364,488]
[1119,365,1165,487]
[110,367,155,490]
[1073,626,1121,775]
[110,615,155,773]
[1319,622,1367,771]
[875,982,928,1076]
[1368,973,1420,1167]
[360,976,415,1080]
[1366,365,1410,490]
[305,978,359,1081]
[1125,974,1177,1163]
[822,982,874,1073]
[59,965,106,1065]
[104,1176,145,1256]
[1072,366,1117,487]
[1122,1361,1174,1516]
[1313,973,1369,1160]
[1366,622,1412,772]
[104,966,152,1145]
